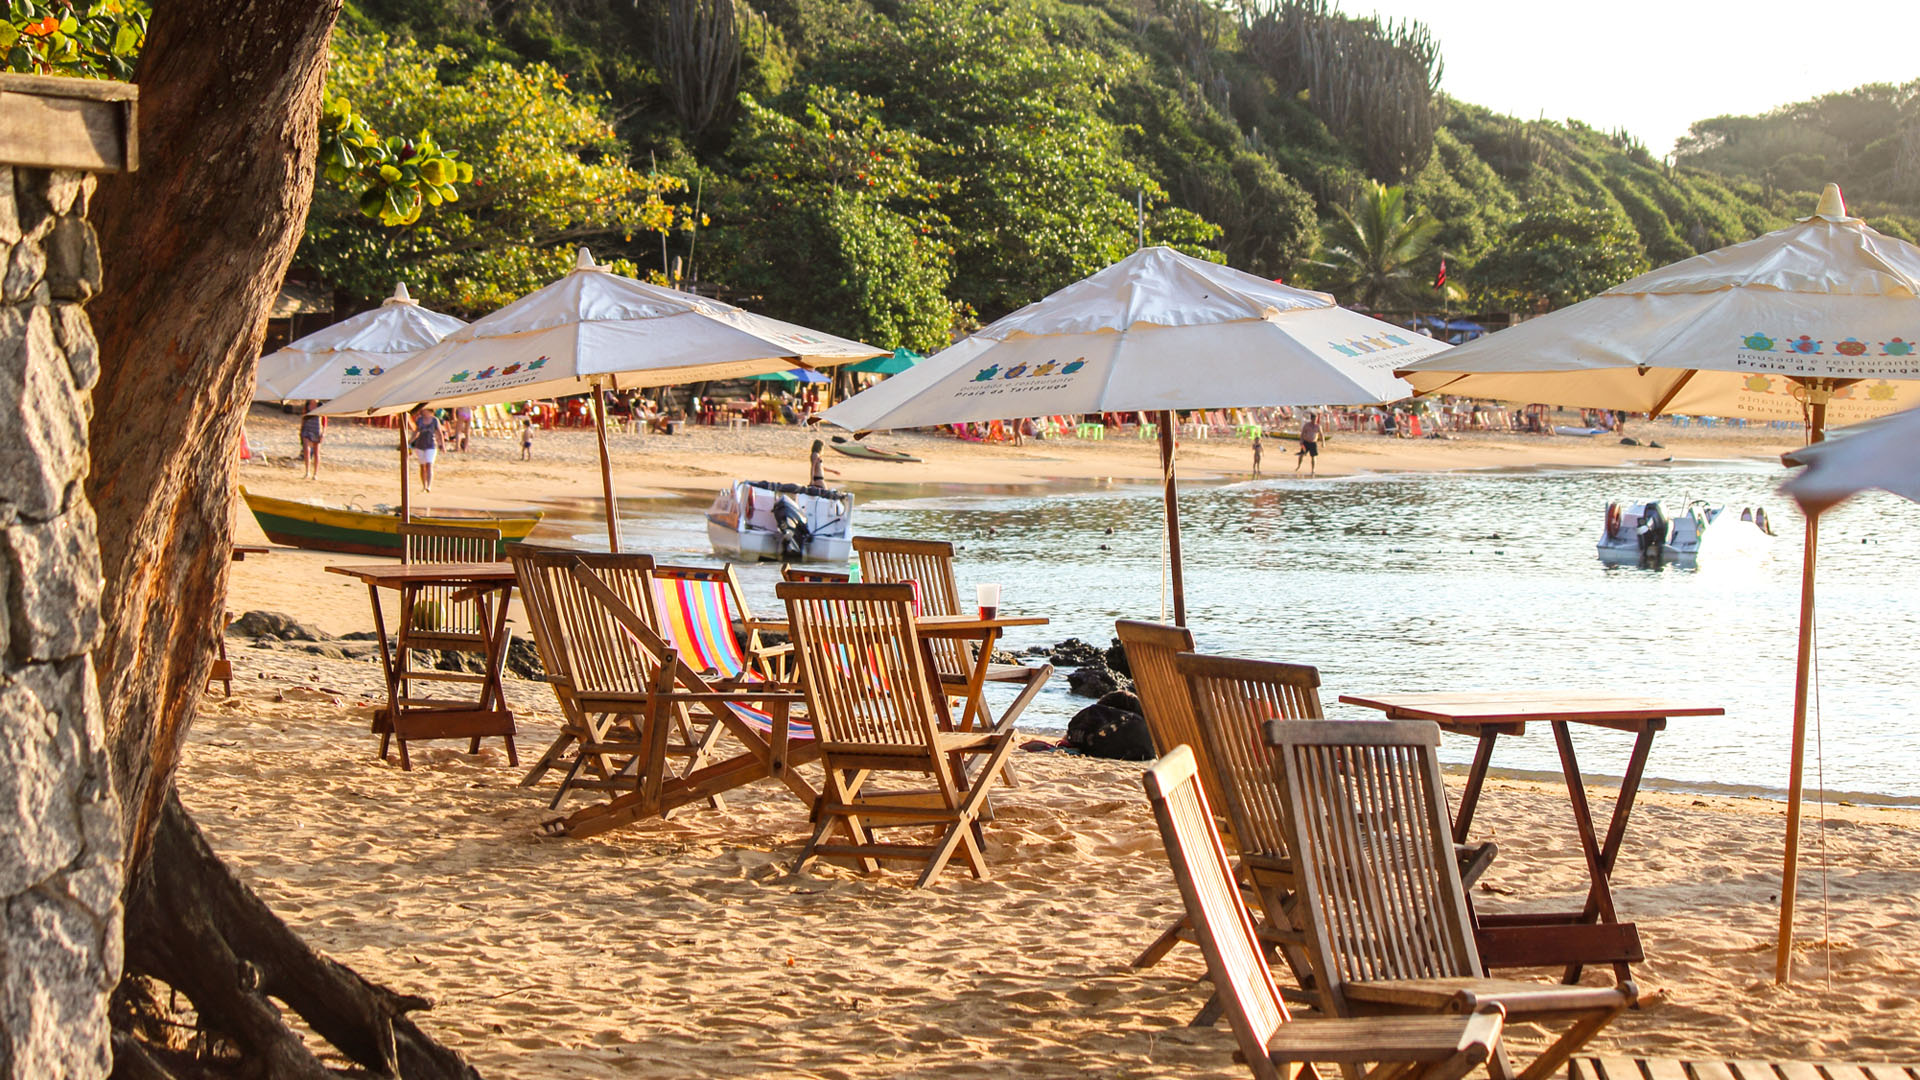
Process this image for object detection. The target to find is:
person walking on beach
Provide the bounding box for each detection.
[519,417,533,461]
[298,400,325,480]
[1295,415,1321,476]
[408,404,441,492]
[1251,433,1263,476]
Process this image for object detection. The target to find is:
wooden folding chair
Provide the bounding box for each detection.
[781,567,849,584]
[852,536,1049,780]
[651,563,792,683]
[1266,720,1634,1080]
[777,581,1018,887]
[377,522,504,759]
[1144,745,1506,1080]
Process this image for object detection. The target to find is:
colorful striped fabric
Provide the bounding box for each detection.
[654,575,752,680]
[722,699,813,741]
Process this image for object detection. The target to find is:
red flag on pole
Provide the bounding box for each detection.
[1433,259,1447,290]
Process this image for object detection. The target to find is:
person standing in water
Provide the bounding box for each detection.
[408,404,441,492]
[1250,433,1263,476]
[809,439,828,487]
[1295,414,1321,476]
[299,400,326,480]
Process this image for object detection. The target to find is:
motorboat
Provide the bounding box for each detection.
[1598,499,1774,568]
[706,480,853,563]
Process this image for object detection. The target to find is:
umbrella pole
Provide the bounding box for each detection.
[1158,409,1185,626]
[1775,395,1828,984]
[398,424,411,563]
[590,381,622,552]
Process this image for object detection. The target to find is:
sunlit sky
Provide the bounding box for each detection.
[1354,1,1919,158]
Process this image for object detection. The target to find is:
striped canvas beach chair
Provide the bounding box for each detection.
[649,563,791,683]
[537,556,822,840]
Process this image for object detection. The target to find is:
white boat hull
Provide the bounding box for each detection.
[1598,500,1772,568]
[706,480,854,564]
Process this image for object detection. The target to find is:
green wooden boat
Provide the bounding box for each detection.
[240,487,544,557]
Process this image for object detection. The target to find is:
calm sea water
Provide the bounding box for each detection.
[530,458,1920,802]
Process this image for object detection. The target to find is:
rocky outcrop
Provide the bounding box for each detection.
[1066,690,1153,761]
[0,165,122,1080]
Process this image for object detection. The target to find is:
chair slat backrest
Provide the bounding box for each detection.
[782,567,849,584]
[851,536,971,678]
[524,550,664,696]
[1265,719,1483,1015]
[650,564,753,680]
[400,522,503,636]
[1175,652,1324,863]
[777,582,947,750]
[507,544,579,688]
[1142,745,1291,1080]
[1115,621,1233,815]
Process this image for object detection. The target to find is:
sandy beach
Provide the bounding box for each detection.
[184,644,1920,1078]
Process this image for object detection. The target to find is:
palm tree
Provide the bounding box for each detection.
[1311,180,1447,311]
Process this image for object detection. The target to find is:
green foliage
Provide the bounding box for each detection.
[1308,181,1443,310]
[319,96,473,227]
[301,31,688,311]
[0,0,145,79]
[1676,81,1920,207]
[1474,199,1649,311]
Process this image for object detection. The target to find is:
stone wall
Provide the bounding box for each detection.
[0,166,123,1079]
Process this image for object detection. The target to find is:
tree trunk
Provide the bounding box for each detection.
[80,2,483,1075]
[85,0,339,872]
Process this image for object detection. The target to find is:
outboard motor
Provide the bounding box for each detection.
[1637,501,1669,566]
[772,494,811,562]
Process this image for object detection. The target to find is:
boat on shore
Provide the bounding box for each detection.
[240,487,544,557]
[706,480,853,563]
[1598,499,1773,568]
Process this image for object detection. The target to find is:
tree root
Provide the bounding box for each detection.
[109,789,481,1079]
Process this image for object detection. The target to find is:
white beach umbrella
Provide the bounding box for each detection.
[822,245,1448,622]
[253,282,466,403]
[322,248,883,545]
[1394,185,1920,983]
[1782,404,1920,514]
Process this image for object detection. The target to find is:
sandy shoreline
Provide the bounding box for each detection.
[182,646,1920,1077]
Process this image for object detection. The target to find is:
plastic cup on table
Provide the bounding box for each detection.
[976,583,1001,621]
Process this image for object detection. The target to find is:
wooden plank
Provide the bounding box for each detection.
[1595,1057,1648,1080]
[1571,1060,1603,1080]
[1690,1059,1739,1080]
[0,86,135,172]
[1822,1065,1870,1080]
[1775,1062,1823,1080]
[1643,1059,1689,1080]
[1860,1066,1909,1080]
[0,72,137,101]
[1338,691,1724,723]
[1729,1062,1783,1080]
[389,710,515,739]
[1474,921,1643,969]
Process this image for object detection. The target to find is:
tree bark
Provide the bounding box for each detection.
[85,0,341,872]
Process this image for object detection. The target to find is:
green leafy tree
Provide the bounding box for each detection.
[1309,180,1443,309]
[299,31,687,310]
[1474,198,1650,311]
[0,0,146,78]
[714,87,954,351]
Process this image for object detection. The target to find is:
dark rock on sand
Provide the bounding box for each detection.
[1096,689,1142,715]
[1104,638,1131,678]
[229,610,326,642]
[1619,436,1641,446]
[1048,637,1103,666]
[338,630,379,641]
[506,637,544,679]
[990,648,1023,666]
[1065,703,1155,761]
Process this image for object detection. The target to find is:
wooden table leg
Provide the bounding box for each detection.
[367,582,402,765]
[475,585,517,765]
[1551,718,1625,984]
[392,583,420,770]
[1452,730,1500,845]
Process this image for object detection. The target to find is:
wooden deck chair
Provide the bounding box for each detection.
[777,582,1019,887]
[781,567,849,584]
[382,522,504,758]
[1267,720,1634,1080]
[535,557,822,839]
[650,563,792,683]
[1144,745,1506,1080]
[851,535,1050,737]
[511,548,723,808]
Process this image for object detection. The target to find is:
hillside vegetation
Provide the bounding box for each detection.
[308,0,1919,345]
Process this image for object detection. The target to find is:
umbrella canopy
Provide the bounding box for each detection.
[822,245,1445,623]
[824,246,1441,433]
[320,248,882,416]
[1782,403,1920,513]
[253,283,466,403]
[747,368,831,383]
[1394,185,1920,986]
[847,348,921,375]
[1396,185,1920,426]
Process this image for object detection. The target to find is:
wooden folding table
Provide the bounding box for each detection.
[326,561,520,770]
[1339,690,1723,984]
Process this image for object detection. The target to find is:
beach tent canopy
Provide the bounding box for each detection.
[1394,184,1920,986]
[847,348,921,375]
[320,248,882,416]
[747,368,831,383]
[1395,185,1920,425]
[254,283,465,403]
[823,246,1442,433]
[1783,403,1920,513]
[822,245,1446,623]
